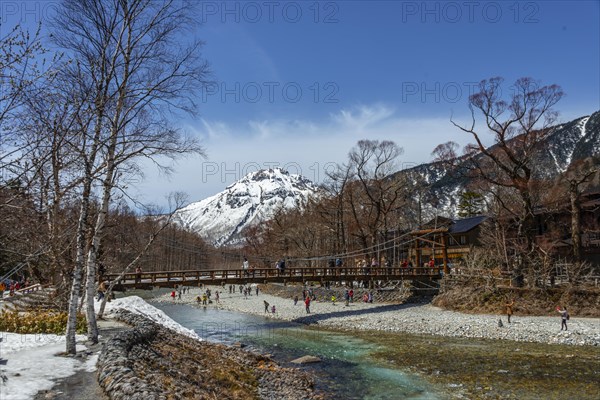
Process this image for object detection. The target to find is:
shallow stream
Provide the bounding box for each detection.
[155,302,444,399]
[148,298,599,400]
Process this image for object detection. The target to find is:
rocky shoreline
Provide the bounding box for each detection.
[153,283,600,347]
[29,284,599,400]
[98,309,323,400]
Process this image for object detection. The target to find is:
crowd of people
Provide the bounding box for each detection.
[158,255,573,332]
[234,255,447,281]
[0,276,33,299]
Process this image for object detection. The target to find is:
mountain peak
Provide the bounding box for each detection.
[237,167,308,183]
[174,168,320,247]
[245,167,290,180]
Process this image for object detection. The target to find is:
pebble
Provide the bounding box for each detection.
[156,285,600,347]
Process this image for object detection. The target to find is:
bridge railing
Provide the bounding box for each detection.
[103,266,442,286]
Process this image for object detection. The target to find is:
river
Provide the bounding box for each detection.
[154,302,444,399]
[149,299,599,400]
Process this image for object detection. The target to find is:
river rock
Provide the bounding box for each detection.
[291,355,321,364]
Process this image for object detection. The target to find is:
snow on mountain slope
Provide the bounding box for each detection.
[396,110,600,218]
[174,168,320,247]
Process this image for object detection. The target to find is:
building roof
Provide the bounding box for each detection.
[421,216,453,230]
[448,215,488,233]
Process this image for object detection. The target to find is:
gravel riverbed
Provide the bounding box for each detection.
[153,284,600,346]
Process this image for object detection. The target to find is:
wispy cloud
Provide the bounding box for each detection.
[139,104,467,206]
[332,104,396,131]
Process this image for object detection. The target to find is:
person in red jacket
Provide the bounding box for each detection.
[305,296,311,314]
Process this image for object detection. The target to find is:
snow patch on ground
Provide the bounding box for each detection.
[0,295,199,399]
[99,295,201,341]
[0,333,87,400]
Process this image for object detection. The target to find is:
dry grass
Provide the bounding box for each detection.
[0,309,87,334]
[433,284,600,317]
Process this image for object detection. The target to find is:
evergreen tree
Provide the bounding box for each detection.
[457,191,484,218]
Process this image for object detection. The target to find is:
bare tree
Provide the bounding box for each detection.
[97,192,187,318]
[347,140,404,259]
[452,77,564,285]
[49,0,211,353]
[0,25,54,277]
[0,24,48,134]
[431,141,459,166]
[320,163,353,254]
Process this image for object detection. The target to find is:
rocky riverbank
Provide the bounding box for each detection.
[154,283,600,346]
[98,309,323,400]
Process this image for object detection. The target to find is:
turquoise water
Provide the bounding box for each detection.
[154,302,445,400]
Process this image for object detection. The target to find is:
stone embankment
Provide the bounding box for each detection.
[97,309,323,400]
[97,312,162,400]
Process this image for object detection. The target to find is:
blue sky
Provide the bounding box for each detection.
[2,1,599,208]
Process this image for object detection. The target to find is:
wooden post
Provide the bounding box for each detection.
[442,233,449,275]
[415,239,421,269]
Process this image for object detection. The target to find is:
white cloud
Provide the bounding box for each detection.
[331,104,396,131]
[135,105,468,208]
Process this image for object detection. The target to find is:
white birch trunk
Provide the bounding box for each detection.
[65,199,90,354]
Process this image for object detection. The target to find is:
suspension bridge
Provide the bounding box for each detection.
[103,266,443,290]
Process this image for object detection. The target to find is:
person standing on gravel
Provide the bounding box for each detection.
[264,300,270,313]
[506,299,514,324]
[305,296,311,313]
[557,306,569,330]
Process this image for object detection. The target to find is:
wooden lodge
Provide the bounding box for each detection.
[534,190,600,264]
[409,215,488,273]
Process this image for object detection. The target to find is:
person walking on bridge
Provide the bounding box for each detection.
[279,258,286,275]
[243,257,250,277]
[135,266,142,284]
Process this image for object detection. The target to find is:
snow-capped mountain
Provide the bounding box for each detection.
[174,168,320,247]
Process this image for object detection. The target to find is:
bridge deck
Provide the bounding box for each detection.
[104,266,442,289]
